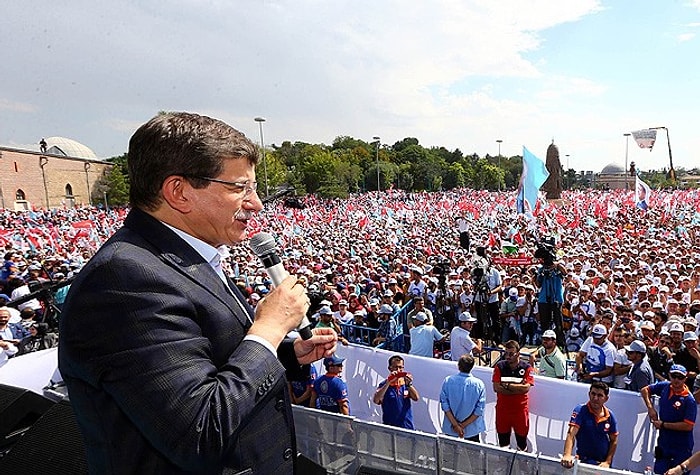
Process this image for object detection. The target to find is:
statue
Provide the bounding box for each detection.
[542,141,563,199]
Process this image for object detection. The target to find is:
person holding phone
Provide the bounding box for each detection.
[373,355,419,429]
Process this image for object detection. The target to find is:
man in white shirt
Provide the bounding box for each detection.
[409,312,447,358]
[450,312,482,361]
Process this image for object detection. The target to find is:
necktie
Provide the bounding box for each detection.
[210,251,253,325]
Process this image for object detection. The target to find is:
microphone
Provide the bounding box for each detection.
[249,232,313,340]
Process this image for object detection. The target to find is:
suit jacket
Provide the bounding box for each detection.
[59,208,300,474]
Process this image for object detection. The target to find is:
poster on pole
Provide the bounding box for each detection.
[631,129,657,150]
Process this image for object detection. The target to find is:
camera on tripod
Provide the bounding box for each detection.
[534,236,557,266]
[430,257,451,290]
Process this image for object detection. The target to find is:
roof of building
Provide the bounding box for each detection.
[600,163,625,175]
[44,136,99,160]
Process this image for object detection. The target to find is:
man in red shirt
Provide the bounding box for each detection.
[492,339,534,450]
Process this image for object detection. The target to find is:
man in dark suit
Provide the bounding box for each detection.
[58,112,337,474]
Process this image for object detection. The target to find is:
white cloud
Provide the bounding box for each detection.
[677,33,696,42]
[0,99,36,113]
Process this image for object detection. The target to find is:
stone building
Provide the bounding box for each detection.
[596,163,633,190]
[0,137,112,210]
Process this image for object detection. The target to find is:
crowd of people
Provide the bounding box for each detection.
[1,178,700,473]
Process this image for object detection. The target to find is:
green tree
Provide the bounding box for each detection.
[103,153,130,205]
[104,166,129,205]
[392,137,420,156]
[471,159,503,190]
[443,162,467,189]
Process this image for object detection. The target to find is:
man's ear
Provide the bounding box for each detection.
[161,175,193,213]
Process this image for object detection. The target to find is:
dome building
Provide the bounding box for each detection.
[0,138,111,210]
[597,163,632,190]
[44,136,99,160]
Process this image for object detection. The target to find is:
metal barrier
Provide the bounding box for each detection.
[292,405,641,474]
[338,299,415,352]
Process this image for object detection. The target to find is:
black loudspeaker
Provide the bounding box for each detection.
[297,453,328,474]
[356,466,397,475]
[0,399,88,474]
[0,384,54,451]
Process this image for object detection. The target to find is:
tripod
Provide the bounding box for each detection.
[473,280,496,347]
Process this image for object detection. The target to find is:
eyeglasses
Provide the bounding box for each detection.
[185,175,258,197]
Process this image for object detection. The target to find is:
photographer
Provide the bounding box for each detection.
[535,238,567,347]
[471,246,502,344]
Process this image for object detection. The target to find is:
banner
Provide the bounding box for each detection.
[635,175,651,210]
[516,147,550,214]
[492,256,535,266]
[631,129,657,150]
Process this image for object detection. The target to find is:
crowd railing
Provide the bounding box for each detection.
[293,405,640,474]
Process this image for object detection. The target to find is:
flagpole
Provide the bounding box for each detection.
[623,133,631,190]
[649,126,676,186]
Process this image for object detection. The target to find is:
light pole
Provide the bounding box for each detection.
[649,126,676,186]
[496,139,503,191]
[254,117,269,197]
[373,136,381,192]
[623,133,631,190]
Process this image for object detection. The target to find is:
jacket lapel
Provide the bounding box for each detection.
[123,209,253,329]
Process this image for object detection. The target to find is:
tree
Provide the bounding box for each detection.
[102,153,130,205]
[392,137,420,156]
[471,159,503,190]
[443,162,467,190]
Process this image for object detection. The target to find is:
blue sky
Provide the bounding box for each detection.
[2,0,699,174]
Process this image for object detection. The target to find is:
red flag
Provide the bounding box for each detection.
[513,231,524,245]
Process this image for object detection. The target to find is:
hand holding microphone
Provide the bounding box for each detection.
[249,232,313,340]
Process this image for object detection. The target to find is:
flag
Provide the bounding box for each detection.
[516,147,550,214]
[631,129,657,151]
[635,175,651,210]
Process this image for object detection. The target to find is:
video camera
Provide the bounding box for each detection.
[429,256,451,290]
[470,247,491,294]
[534,236,557,266]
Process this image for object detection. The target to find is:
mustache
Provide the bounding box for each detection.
[234,209,253,220]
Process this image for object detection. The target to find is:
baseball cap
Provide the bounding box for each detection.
[684,317,698,328]
[591,324,608,337]
[542,329,557,339]
[625,340,647,353]
[640,320,655,330]
[669,322,684,333]
[378,304,394,314]
[383,290,394,297]
[683,331,698,342]
[458,312,477,323]
[319,307,333,315]
[413,311,428,322]
[669,364,688,377]
[323,355,345,367]
[569,327,580,337]
[508,288,518,297]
